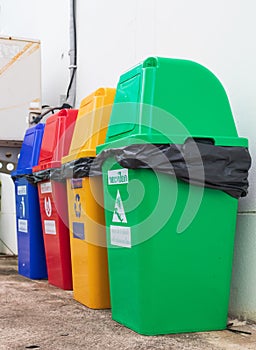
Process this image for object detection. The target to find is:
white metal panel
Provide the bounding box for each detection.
[0,173,17,255]
[0,36,41,140]
[0,0,69,107]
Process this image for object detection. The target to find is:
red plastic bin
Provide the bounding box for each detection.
[33,109,78,290]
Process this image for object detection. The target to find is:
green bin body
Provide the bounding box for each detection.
[97,57,248,335]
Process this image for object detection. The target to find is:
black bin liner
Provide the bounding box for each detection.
[61,139,251,199]
[14,140,250,199]
[11,167,64,185]
[62,157,95,179]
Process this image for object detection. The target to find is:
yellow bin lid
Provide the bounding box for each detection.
[62,87,116,163]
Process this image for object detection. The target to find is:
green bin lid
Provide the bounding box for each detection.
[101,57,247,149]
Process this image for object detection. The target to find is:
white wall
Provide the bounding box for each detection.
[0,0,256,321]
[76,0,157,104]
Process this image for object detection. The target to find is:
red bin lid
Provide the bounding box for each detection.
[33,109,78,172]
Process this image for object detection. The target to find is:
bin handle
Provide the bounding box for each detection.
[185,137,215,145]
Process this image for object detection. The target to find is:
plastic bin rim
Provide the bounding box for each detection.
[11,168,33,177]
[32,161,62,173]
[45,108,77,121]
[96,134,248,154]
[62,149,96,164]
[118,56,217,83]
[79,87,115,108]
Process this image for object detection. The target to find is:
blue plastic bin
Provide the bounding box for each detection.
[12,124,47,279]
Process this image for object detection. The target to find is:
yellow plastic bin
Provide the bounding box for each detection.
[62,87,116,308]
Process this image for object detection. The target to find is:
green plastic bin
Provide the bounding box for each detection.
[97,57,248,335]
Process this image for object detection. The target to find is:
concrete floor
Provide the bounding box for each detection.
[0,256,255,350]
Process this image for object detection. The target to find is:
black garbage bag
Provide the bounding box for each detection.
[12,167,65,185]
[62,157,95,179]
[61,139,251,199]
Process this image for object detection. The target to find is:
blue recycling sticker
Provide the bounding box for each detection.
[72,222,85,240]
[71,178,83,189]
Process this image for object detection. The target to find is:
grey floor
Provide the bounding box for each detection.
[0,256,255,350]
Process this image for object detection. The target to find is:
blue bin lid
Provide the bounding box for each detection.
[12,123,45,176]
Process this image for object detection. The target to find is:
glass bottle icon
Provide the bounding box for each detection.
[19,196,25,218]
